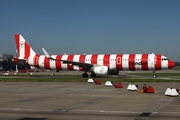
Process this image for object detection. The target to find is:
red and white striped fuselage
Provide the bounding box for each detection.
[14,34,175,77]
[27,54,173,71]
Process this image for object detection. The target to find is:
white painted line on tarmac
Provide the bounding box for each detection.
[0,107,180,114]
[0,108,52,112]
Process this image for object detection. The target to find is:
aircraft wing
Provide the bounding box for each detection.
[62,60,93,70]
[42,48,93,71]
[50,58,93,71]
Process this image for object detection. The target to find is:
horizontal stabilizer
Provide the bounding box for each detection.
[42,48,51,58]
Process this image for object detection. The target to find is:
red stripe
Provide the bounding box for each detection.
[141,54,148,70]
[14,34,20,57]
[155,54,162,70]
[79,55,86,71]
[24,41,30,59]
[91,54,98,64]
[79,55,86,63]
[55,55,62,70]
[104,54,110,66]
[44,57,50,70]
[129,54,136,70]
[116,54,123,70]
[67,55,74,70]
[34,54,40,68]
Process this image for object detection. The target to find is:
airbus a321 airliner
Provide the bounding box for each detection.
[13,34,175,78]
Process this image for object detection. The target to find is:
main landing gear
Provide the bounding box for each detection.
[82,72,97,78]
[82,72,88,78]
[152,71,157,78]
[90,72,96,78]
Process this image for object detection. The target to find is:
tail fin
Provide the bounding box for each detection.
[14,34,36,60]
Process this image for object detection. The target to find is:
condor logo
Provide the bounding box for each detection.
[129,61,147,66]
[20,41,24,48]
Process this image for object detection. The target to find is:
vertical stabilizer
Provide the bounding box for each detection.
[14,34,36,60]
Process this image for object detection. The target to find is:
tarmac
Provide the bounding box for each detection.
[0,80,180,120]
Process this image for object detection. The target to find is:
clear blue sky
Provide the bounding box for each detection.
[1,0,180,61]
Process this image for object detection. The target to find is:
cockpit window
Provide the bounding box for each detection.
[162,58,168,61]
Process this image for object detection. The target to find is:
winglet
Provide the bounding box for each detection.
[42,48,51,58]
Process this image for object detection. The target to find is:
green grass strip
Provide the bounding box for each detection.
[128,73,180,76]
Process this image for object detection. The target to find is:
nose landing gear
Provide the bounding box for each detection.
[152,71,157,78]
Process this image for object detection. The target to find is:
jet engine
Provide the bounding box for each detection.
[93,66,119,75]
[93,66,108,75]
[108,69,119,75]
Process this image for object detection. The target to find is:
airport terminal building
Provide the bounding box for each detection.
[0,53,15,71]
[0,53,31,72]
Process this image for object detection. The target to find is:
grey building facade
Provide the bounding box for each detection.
[0,53,15,71]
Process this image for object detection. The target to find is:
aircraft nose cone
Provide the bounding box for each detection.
[168,60,175,69]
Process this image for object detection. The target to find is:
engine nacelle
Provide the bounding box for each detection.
[93,66,119,75]
[108,69,119,75]
[93,66,108,75]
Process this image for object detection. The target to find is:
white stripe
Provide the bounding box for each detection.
[50,55,56,70]
[61,55,68,70]
[135,54,142,70]
[28,56,34,66]
[122,54,129,70]
[97,54,104,66]
[30,49,36,56]
[73,55,80,70]
[19,35,25,59]
[85,55,92,64]
[161,56,168,69]
[109,54,116,69]
[161,61,167,69]
[38,56,45,69]
[148,54,154,70]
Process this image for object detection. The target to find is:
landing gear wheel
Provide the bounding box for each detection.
[152,70,157,78]
[82,73,88,78]
[91,72,96,78]
[153,74,157,78]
